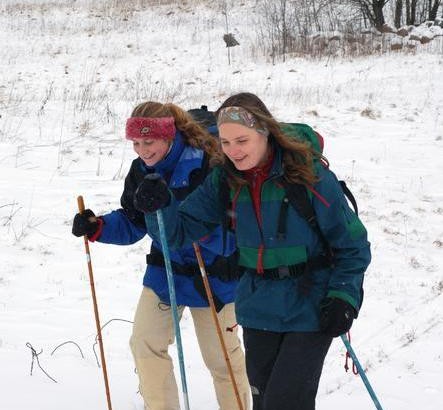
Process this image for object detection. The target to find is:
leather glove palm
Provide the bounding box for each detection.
[134,173,171,213]
[319,297,356,337]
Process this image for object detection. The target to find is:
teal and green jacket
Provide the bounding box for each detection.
[145,145,371,332]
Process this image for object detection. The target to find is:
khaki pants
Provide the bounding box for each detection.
[130,287,251,410]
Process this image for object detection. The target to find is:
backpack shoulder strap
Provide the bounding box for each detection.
[189,152,210,191]
[170,152,210,200]
[279,178,333,259]
[339,180,358,215]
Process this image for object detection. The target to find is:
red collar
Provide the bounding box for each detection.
[244,147,274,180]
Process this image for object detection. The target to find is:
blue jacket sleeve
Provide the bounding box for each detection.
[313,167,371,311]
[145,170,224,249]
[98,209,147,245]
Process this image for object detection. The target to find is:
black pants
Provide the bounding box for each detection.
[243,328,333,410]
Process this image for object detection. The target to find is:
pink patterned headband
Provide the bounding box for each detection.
[125,117,176,140]
[217,106,269,137]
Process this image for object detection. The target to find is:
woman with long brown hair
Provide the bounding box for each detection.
[135,93,371,410]
[72,101,250,410]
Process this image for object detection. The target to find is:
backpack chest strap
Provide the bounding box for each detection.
[256,254,333,280]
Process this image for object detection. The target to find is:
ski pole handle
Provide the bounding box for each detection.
[77,196,85,213]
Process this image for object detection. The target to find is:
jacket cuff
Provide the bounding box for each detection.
[88,217,104,242]
[326,290,358,311]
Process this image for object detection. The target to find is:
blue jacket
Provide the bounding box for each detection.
[145,145,371,332]
[97,133,238,307]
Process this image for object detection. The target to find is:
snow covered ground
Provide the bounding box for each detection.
[0,1,442,409]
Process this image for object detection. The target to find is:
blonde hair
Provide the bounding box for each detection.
[214,93,323,189]
[131,101,221,159]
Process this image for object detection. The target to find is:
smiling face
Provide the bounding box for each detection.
[219,122,269,170]
[132,137,171,166]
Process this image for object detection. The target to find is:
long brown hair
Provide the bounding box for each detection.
[130,101,220,159]
[214,92,322,188]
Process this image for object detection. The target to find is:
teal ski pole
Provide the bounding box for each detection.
[151,209,190,410]
[340,334,384,410]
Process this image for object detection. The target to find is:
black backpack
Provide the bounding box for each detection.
[188,105,218,137]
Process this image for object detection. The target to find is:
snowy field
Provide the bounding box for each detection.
[0,1,442,409]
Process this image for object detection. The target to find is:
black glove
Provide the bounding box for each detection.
[208,252,240,282]
[72,209,100,238]
[319,297,356,337]
[134,173,171,213]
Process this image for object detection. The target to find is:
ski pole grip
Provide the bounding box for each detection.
[77,195,85,213]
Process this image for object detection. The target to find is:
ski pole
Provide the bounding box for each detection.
[192,243,244,410]
[152,209,190,410]
[77,196,112,410]
[340,334,384,410]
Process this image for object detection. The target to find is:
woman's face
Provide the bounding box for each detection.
[132,137,171,166]
[219,123,269,170]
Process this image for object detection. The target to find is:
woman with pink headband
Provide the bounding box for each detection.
[135,93,371,410]
[72,101,250,410]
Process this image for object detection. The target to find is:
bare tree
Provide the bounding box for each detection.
[348,0,390,30]
[405,0,418,25]
[404,0,441,25]
[394,0,403,27]
[255,0,297,62]
[428,0,442,20]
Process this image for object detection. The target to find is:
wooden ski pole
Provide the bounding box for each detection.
[77,196,112,410]
[192,243,244,410]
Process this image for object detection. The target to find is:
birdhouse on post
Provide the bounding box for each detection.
[222,33,239,65]
[223,33,240,47]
